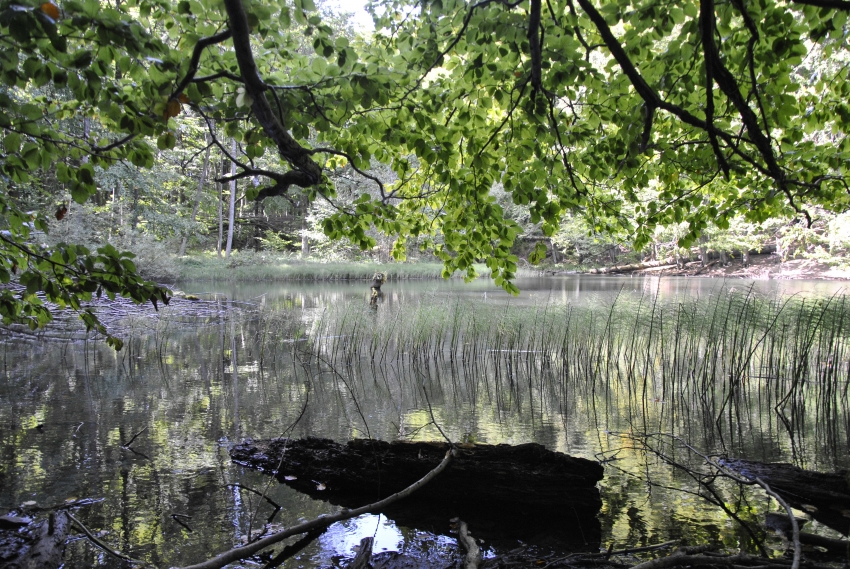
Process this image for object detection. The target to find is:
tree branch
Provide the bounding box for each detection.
[222,0,322,191]
[697,0,787,191]
[699,0,730,177]
[528,0,543,93]
[171,30,233,99]
[177,449,454,569]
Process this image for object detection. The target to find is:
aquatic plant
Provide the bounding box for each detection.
[282,286,850,464]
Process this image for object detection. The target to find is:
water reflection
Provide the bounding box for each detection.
[0,275,848,566]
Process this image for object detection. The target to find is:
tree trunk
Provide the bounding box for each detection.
[231,438,603,549]
[217,158,225,257]
[179,132,212,256]
[131,185,140,232]
[225,138,237,258]
[588,258,677,274]
[301,216,310,258]
[698,236,709,267]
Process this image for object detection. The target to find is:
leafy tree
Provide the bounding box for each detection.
[2,0,849,340]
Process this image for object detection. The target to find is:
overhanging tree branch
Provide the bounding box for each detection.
[222,0,322,192]
[699,0,730,177]
[171,29,233,99]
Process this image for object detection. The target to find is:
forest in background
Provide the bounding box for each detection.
[2,0,849,340]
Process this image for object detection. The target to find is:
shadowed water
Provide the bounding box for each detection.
[1,276,848,567]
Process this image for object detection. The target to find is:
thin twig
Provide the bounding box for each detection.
[122,426,148,449]
[67,512,148,565]
[171,513,194,533]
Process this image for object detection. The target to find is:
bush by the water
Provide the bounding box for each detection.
[43,205,179,282]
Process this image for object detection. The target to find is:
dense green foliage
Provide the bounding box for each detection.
[1,0,849,338]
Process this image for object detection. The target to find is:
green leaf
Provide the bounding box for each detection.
[156,132,176,149]
[529,241,547,265]
[3,132,21,153]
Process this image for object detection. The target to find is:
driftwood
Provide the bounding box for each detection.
[231,437,604,549]
[348,537,374,569]
[587,259,677,274]
[454,518,481,569]
[720,459,850,536]
[0,511,69,569]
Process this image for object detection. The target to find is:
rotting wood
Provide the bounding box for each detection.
[67,512,146,565]
[693,259,720,275]
[720,459,850,536]
[348,537,374,569]
[230,437,604,549]
[453,518,481,569]
[586,258,677,274]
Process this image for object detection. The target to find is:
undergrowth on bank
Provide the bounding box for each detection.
[176,251,545,281]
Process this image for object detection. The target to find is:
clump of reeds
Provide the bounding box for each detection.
[292,286,850,458]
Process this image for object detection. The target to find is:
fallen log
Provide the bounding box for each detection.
[231,437,604,550]
[720,459,850,536]
[586,258,677,274]
[180,448,454,569]
[765,513,850,558]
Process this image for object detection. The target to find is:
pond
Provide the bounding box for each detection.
[1,275,848,567]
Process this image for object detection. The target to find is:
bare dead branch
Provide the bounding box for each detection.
[68,512,147,566]
[177,449,454,569]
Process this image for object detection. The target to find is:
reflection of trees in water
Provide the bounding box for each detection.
[2,284,850,564]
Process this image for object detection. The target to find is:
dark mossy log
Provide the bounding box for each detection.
[231,437,604,550]
[721,459,850,536]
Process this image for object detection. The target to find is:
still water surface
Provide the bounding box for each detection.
[1,275,848,567]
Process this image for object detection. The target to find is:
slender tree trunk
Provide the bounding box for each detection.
[131,185,139,231]
[217,164,224,257]
[301,218,310,258]
[179,132,212,256]
[111,185,116,232]
[225,138,237,258]
[253,199,260,252]
[82,118,90,163]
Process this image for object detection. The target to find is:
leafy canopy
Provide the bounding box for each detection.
[1,0,848,328]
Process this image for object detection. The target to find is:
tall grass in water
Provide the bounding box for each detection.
[302,287,850,461]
